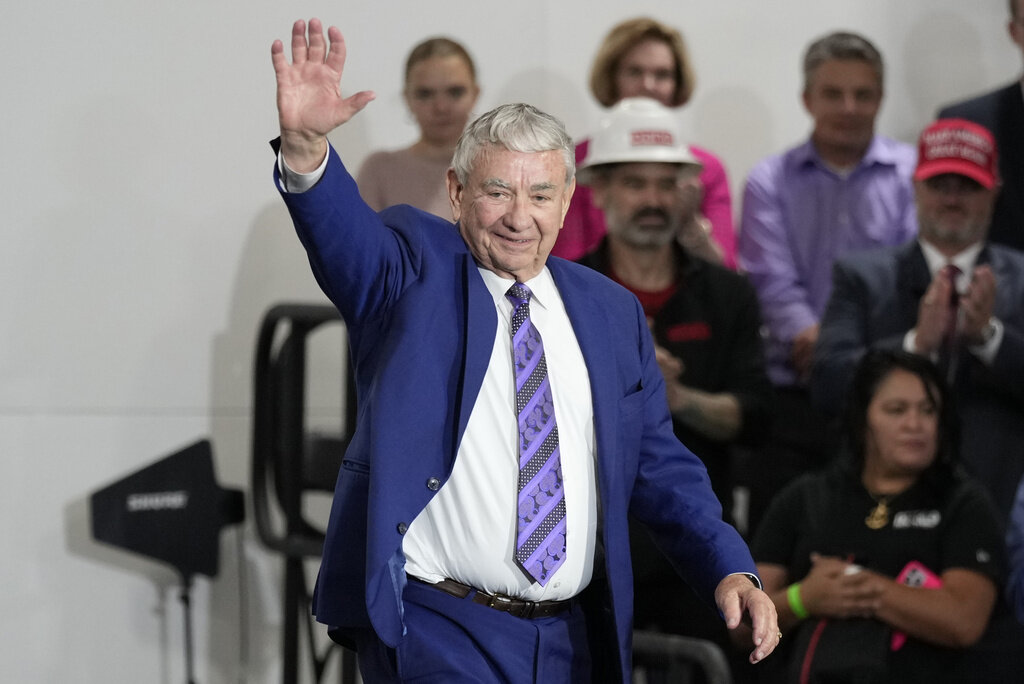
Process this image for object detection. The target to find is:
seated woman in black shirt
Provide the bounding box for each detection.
[748,350,1002,683]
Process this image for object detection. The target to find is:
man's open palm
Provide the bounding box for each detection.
[271,19,375,170]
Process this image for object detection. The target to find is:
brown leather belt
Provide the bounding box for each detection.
[409,576,573,619]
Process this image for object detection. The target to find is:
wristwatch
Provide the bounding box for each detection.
[980,317,1000,344]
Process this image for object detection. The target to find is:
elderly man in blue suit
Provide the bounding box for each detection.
[269,19,778,683]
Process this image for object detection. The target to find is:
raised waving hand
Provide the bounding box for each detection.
[271,19,376,172]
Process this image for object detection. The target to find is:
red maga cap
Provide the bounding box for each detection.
[914,118,998,188]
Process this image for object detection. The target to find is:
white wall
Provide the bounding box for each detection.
[1,1,1017,681]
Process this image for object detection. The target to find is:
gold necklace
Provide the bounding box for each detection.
[865,493,893,530]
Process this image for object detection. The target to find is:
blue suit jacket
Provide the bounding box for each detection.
[277,148,757,681]
[812,241,1024,519]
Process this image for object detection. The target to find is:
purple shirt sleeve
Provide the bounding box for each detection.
[739,155,819,343]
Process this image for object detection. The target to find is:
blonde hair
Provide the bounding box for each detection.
[589,17,695,108]
[404,37,477,87]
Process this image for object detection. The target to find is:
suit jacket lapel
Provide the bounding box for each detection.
[455,254,498,443]
[896,242,930,322]
[548,261,620,501]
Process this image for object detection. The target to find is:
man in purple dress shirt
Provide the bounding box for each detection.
[736,31,917,536]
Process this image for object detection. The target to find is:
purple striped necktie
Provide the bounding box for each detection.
[506,282,566,586]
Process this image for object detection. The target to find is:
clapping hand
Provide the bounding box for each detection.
[914,272,957,354]
[960,265,996,345]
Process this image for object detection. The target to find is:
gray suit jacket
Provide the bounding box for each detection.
[811,241,1024,519]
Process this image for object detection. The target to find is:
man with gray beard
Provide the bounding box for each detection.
[577,98,772,677]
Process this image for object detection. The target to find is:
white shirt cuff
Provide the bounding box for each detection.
[728,571,762,590]
[903,330,936,362]
[276,149,329,194]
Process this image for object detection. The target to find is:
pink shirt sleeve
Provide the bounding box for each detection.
[551,140,607,260]
[691,146,736,269]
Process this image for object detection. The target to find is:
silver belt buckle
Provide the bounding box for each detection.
[486,592,514,609]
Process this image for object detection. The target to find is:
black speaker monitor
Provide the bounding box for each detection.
[90,439,244,580]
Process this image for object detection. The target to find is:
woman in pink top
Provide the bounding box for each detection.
[554,18,736,267]
[357,37,480,219]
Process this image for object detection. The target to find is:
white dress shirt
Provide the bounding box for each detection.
[403,267,598,601]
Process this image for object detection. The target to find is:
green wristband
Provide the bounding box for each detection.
[787,582,809,620]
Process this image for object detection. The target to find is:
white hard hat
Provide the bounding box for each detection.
[577,97,702,184]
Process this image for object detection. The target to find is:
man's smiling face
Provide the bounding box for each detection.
[448,145,575,281]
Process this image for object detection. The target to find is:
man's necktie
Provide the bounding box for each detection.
[938,263,962,381]
[506,282,566,586]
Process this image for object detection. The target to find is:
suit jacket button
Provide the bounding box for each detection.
[397,522,408,535]
[426,477,441,491]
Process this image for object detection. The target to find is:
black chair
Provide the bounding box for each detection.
[632,630,733,684]
[251,303,358,684]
